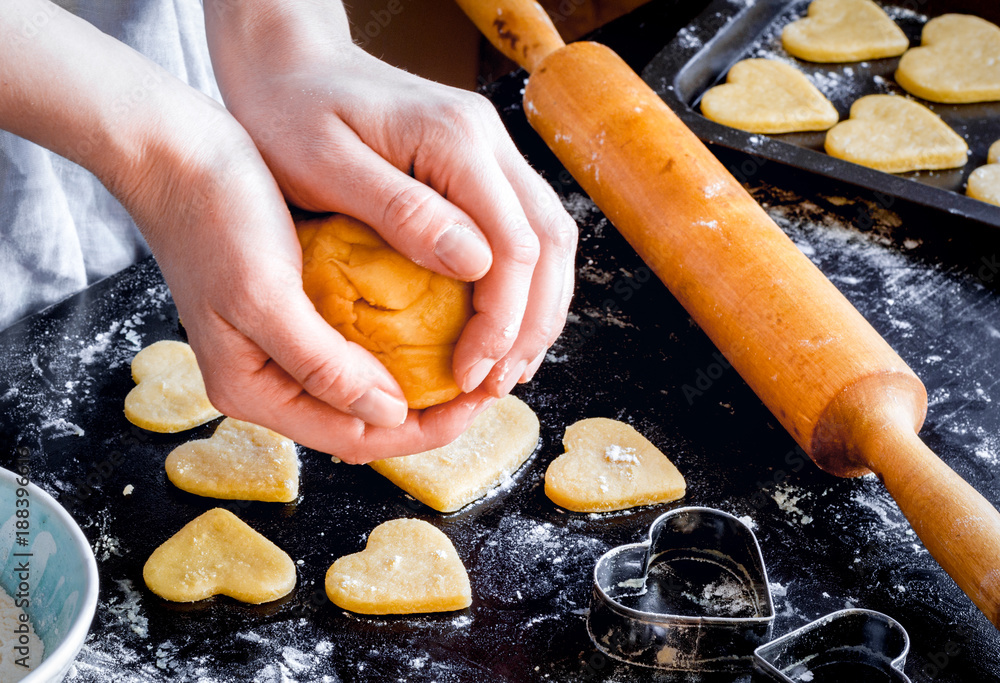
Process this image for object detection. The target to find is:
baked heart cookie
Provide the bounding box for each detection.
[896,14,1000,103]
[544,418,686,513]
[967,165,1000,206]
[166,418,299,502]
[124,340,221,432]
[325,519,471,614]
[700,59,839,134]
[967,139,1000,207]
[369,395,539,512]
[143,508,296,603]
[824,95,968,173]
[782,0,908,63]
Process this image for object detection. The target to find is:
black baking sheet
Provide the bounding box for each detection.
[641,0,1000,230]
[3,1,1000,680]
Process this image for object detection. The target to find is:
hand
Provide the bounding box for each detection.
[206,6,578,399]
[123,97,502,462]
[0,0,493,461]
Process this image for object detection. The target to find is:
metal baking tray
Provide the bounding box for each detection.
[641,0,1000,229]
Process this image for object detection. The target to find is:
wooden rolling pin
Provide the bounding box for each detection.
[456,0,1000,627]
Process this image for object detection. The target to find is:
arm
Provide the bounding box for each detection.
[203,0,578,398]
[0,0,492,461]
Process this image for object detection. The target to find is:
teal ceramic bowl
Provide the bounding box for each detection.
[1,467,98,682]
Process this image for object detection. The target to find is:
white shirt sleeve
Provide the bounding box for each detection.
[0,0,222,330]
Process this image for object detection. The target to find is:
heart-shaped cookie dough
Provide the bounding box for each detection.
[896,14,1000,103]
[544,418,685,512]
[700,59,839,134]
[325,519,471,614]
[782,0,908,63]
[143,508,296,603]
[824,94,968,173]
[369,395,539,512]
[124,340,222,433]
[165,418,299,502]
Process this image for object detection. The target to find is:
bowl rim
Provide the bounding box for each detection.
[1,466,99,682]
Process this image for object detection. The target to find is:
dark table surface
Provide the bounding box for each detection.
[2,1,1000,681]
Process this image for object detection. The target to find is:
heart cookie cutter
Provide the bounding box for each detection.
[587,506,774,671]
[754,608,911,683]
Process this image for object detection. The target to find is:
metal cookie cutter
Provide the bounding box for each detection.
[587,506,774,671]
[754,609,911,683]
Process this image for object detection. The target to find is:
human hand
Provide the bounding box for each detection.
[122,97,501,462]
[0,0,493,461]
[206,6,578,399]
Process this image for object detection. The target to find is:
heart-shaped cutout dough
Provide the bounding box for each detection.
[782,0,908,63]
[544,418,686,512]
[143,508,296,603]
[967,140,1000,206]
[824,94,968,172]
[325,519,471,614]
[124,340,221,432]
[896,14,1000,103]
[166,418,299,502]
[369,395,539,512]
[700,59,839,134]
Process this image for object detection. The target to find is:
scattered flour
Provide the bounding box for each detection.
[771,483,814,525]
[604,444,639,466]
[106,579,148,639]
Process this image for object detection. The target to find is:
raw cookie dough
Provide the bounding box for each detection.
[298,214,474,409]
[544,418,686,512]
[124,340,221,433]
[896,14,1000,103]
[143,508,296,603]
[369,395,539,512]
[165,418,299,502]
[700,59,839,134]
[782,0,908,63]
[325,519,471,614]
[824,94,968,172]
[967,140,1000,206]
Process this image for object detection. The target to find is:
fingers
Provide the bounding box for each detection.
[195,318,491,461]
[296,132,494,282]
[291,124,546,397]
[201,283,409,429]
[414,131,543,395]
[492,143,578,392]
[419,117,575,397]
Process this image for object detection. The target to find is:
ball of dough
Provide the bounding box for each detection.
[298,214,474,409]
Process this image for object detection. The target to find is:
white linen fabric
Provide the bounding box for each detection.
[0,0,220,330]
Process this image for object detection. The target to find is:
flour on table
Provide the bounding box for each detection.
[771,483,814,525]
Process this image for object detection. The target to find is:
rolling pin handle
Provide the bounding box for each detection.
[454,0,565,73]
[862,422,1000,627]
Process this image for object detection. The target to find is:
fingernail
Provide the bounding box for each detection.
[522,352,545,382]
[462,358,494,392]
[499,359,528,396]
[435,224,492,280]
[349,388,408,428]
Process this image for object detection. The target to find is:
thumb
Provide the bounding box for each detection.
[253,291,410,428]
[312,142,494,282]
